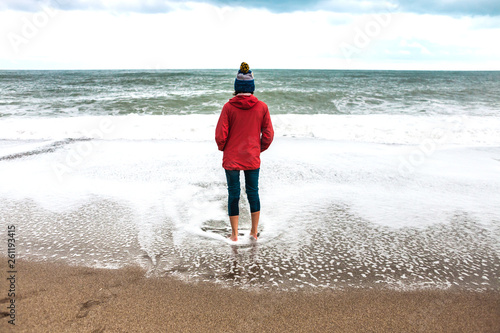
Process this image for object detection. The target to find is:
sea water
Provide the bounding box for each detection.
[0,70,499,291]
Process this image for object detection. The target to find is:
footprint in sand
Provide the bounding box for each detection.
[76,299,102,318]
[76,287,119,318]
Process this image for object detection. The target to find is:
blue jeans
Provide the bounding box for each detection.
[224,169,260,216]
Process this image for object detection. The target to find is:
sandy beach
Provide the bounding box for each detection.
[1,259,498,332]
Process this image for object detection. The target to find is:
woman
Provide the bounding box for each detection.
[215,62,274,241]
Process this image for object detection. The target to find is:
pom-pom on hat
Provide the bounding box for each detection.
[234,62,255,93]
[240,62,250,74]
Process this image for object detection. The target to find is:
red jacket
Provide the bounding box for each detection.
[215,94,274,170]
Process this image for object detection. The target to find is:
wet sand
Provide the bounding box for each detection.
[1,259,499,332]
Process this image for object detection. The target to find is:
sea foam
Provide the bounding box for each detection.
[0,114,499,146]
[1,114,499,291]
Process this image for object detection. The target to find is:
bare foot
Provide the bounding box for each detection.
[229,234,238,242]
[249,232,258,241]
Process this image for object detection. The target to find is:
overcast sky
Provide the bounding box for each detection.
[1,0,499,70]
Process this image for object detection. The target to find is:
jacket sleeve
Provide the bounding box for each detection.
[215,105,229,151]
[260,106,274,152]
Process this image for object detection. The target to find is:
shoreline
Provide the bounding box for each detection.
[1,259,499,332]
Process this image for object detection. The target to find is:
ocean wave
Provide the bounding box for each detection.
[0,138,91,161]
[2,70,500,117]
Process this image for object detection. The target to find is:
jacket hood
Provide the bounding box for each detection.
[228,94,259,110]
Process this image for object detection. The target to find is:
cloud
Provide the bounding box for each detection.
[1,0,499,16]
[1,2,499,70]
[221,0,500,16]
[0,5,352,69]
[0,0,180,13]
[396,0,500,17]
[0,0,389,14]
[399,40,431,55]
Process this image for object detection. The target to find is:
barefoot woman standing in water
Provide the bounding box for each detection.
[215,62,274,242]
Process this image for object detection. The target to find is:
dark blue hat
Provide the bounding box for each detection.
[234,62,255,93]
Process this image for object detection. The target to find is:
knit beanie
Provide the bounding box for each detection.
[234,62,255,93]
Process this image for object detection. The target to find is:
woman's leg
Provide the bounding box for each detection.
[229,215,239,241]
[244,169,260,239]
[225,169,241,241]
[250,211,260,239]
